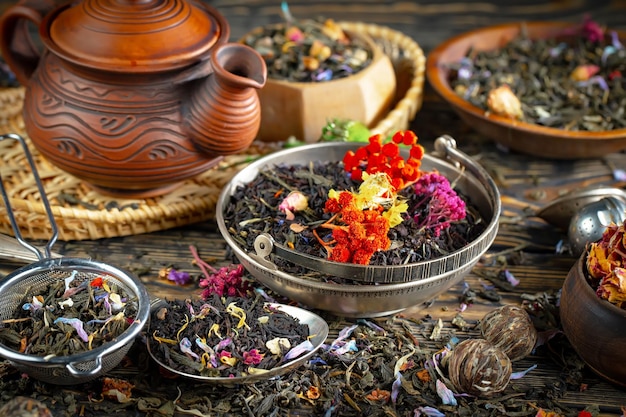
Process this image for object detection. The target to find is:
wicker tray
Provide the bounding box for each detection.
[0,22,425,241]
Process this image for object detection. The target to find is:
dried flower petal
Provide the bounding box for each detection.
[242,349,264,365]
[435,379,457,406]
[266,337,291,355]
[54,317,89,343]
[101,377,134,403]
[179,337,199,360]
[167,268,192,285]
[283,339,314,361]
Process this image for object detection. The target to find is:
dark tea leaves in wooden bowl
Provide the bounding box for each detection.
[427,20,626,159]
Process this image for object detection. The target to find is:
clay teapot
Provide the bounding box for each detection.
[0,0,267,198]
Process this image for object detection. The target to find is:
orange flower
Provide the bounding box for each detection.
[416,368,431,382]
[366,388,391,402]
[90,277,104,287]
[306,386,321,400]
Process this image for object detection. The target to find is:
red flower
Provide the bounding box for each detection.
[90,277,104,288]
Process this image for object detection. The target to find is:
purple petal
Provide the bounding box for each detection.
[414,406,446,417]
[391,372,402,404]
[611,31,624,49]
[283,339,314,361]
[613,168,626,181]
[54,317,89,343]
[214,338,232,352]
[510,364,537,380]
[332,339,358,355]
[356,319,386,334]
[167,269,191,285]
[179,337,199,360]
[435,379,458,405]
[504,269,520,287]
[331,324,358,348]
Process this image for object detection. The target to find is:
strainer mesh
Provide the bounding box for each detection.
[0,260,146,385]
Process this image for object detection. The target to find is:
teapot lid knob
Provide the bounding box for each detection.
[42,0,230,72]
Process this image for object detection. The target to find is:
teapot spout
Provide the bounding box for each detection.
[185,43,267,156]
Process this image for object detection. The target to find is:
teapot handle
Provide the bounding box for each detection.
[0,0,56,85]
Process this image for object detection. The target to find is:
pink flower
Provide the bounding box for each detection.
[581,16,604,43]
[242,349,264,365]
[198,264,250,299]
[412,172,466,236]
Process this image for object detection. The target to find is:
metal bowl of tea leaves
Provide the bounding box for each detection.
[427,21,626,159]
[146,302,329,385]
[216,137,500,318]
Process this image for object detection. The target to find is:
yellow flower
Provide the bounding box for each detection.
[383,201,409,228]
[226,302,250,329]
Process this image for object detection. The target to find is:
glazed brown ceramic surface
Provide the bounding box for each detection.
[560,253,626,388]
[426,22,626,160]
[0,0,267,198]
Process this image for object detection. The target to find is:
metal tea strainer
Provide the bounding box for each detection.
[0,133,150,385]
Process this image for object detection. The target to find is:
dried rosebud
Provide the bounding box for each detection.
[448,338,512,397]
[480,305,538,361]
[570,64,600,81]
[278,191,309,220]
[285,26,304,42]
[487,85,523,119]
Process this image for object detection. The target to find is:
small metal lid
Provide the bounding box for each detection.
[42,0,229,72]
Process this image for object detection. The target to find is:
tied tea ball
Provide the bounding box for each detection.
[480,305,538,362]
[448,338,512,397]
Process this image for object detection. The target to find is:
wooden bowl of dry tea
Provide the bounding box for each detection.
[427,20,626,159]
[560,222,626,388]
[242,18,397,143]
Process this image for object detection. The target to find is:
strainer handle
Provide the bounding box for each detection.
[0,133,58,260]
[66,356,103,377]
[433,135,502,217]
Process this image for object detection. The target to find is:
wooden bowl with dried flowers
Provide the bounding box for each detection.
[560,219,626,388]
[216,131,500,318]
[426,20,626,159]
[241,14,397,143]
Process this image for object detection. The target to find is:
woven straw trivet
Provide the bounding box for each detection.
[0,22,424,241]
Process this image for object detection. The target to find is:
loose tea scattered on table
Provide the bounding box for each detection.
[242,3,372,82]
[148,295,312,378]
[0,271,139,356]
[223,130,486,283]
[448,18,626,131]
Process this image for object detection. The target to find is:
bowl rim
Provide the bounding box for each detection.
[574,250,626,318]
[0,257,150,366]
[426,21,626,142]
[241,23,388,87]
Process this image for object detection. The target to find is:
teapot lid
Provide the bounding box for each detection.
[42,0,230,72]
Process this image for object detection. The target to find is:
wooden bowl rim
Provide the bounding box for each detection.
[570,251,626,319]
[241,23,390,87]
[426,21,626,142]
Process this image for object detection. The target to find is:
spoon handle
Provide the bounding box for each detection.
[0,233,62,263]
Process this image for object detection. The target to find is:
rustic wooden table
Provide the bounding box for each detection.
[0,0,625,416]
